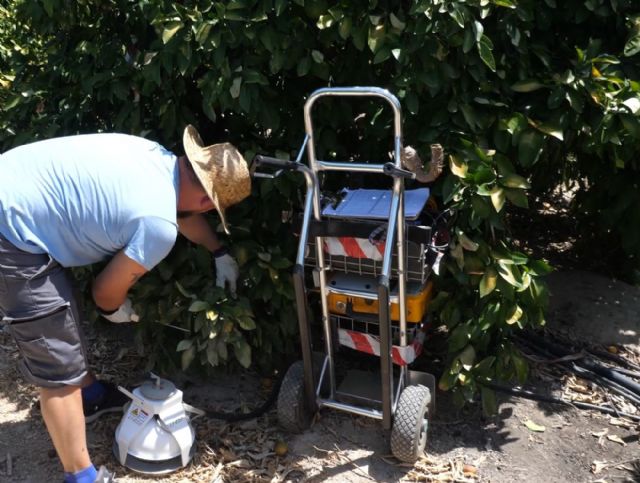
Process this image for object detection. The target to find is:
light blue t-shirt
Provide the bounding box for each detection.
[0,133,179,270]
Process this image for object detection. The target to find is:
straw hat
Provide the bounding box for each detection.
[183,125,251,233]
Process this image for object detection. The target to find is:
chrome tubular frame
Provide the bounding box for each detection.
[299,86,407,430]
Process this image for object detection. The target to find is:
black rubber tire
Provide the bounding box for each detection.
[390,384,431,463]
[277,360,313,432]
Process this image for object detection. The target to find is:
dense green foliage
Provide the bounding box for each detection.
[1,0,639,408]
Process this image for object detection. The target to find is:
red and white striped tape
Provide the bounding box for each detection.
[323,237,385,260]
[337,328,424,366]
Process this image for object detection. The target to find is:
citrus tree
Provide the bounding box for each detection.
[1,0,639,410]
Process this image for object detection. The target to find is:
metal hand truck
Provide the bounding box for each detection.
[253,87,438,462]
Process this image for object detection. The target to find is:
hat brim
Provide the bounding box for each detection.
[183,126,230,234]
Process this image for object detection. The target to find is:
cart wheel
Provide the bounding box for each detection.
[390,384,431,463]
[277,360,313,432]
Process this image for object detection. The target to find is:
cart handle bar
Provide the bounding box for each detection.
[254,155,414,180]
[253,155,301,170]
[383,162,415,180]
[303,86,402,140]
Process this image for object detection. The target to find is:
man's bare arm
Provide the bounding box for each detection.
[92,251,148,311]
[177,214,221,252]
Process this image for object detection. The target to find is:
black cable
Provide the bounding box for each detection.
[202,371,284,422]
[154,322,285,422]
[587,348,640,373]
[571,365,640,406]
[609,366,640,380]
[482,381,640,422]
[523,331,640,397]
[514,334,640,405]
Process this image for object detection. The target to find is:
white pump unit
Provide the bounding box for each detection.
[113,374,204,474]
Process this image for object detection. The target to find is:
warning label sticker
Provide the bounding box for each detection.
[127,406,150,426]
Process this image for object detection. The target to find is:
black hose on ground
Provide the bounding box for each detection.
[482,381,640,422]
[587,348,640,374]
[202,372,284,422]
[514,334,640,405]
[523,331,640,397]
[155,320,286,422]
[576,367,640,406]
[608,366,640,380]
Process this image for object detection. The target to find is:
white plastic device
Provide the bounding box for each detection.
[113,373,204,474]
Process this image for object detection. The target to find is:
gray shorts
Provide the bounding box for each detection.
[0,234,89,388]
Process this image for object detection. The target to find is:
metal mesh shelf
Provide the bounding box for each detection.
[305,237,431,283]
[330,313,420,346]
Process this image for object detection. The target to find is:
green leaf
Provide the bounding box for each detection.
[202,99,217,122]
[511,80,545,92]
[503,113,528,135]
[449,154,468,178]
[195,23,213,44]
[506,304,523,325]
[42,0,54,16]
[176,339,193,352]
[624,25,640,57]
[438,370,457,391]
[500,173,530,189]
[524,420,546,432]
[620,114,640,138]
[244,69,268,85]
[449,324,471,352]
[471,195,491,218]
[449,6,465,28]
[497,261,521,288]
[230,77,242,99]
[234,340,252,368]
[373,47,391,64]
[473,20,484,42]
[463,29,475,53]
[517,130,544,167]
[181,345,196,370]
[389,12,405,30]
[338,18,352,39]
[3,95,21,110]
[459,345,476,370]
[490,187,505,212]
[477,35,496,72]
[481,387,497,416]
[504,188,529,208]
[474,356,496,375]
[513,352,529,382]
[479,267,498,297]
[297,57,311,76]
[368,25,385,53]
[528,259,553,276]
[238,316,256,330]
[188,300,209,312]
[311,50,324,63]
[275,0,287,15]
[532,121,564,141]
[493,0,517,7]
[317,14,334,29]
[206,310,219,322]
[162,21,183,44]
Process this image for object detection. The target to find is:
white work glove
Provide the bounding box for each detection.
[214,248,239,296]
[99,298,140,323]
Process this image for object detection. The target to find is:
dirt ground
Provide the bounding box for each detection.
[1,268,639,483]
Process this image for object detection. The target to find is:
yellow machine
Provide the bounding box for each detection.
[327,273,433,323]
